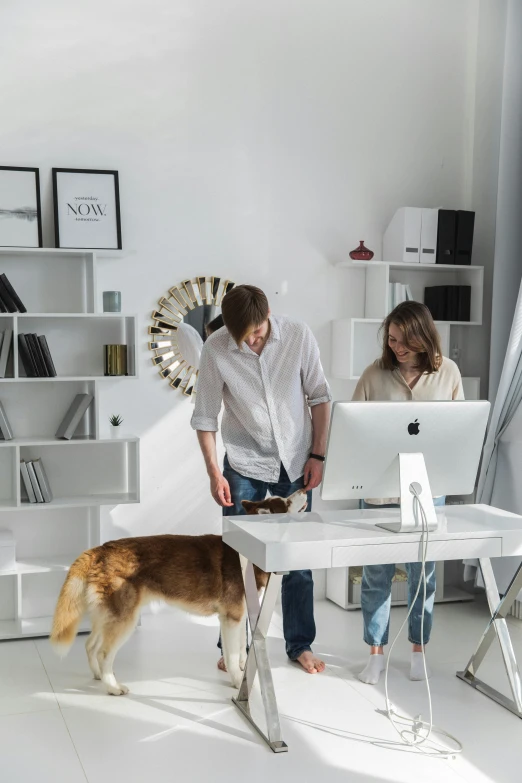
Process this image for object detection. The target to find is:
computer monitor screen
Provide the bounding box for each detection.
[321,400,490,502]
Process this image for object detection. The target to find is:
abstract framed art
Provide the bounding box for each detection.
[52,168,122,249]
[0,166,43,248]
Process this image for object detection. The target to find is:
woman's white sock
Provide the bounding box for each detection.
[410,651,431,681]
[358,653,385,684]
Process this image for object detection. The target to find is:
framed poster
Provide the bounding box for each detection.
[0,166,43,248]
[52,168,122,249]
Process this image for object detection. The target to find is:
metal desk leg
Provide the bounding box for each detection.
[232,559,287,752]
[457,558,522,717]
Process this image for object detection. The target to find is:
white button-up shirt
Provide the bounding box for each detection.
[191,315,332,483]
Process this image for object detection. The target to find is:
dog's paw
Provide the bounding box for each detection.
[239,655,247,671]
[106,683,129,696]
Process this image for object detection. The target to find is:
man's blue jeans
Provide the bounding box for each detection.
[220,456,315,661]
[360,497,445,646]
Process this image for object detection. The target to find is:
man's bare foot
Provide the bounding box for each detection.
[217,656,227,672]
[295,650,325,674]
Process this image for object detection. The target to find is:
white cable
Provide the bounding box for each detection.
[383,487,463,758]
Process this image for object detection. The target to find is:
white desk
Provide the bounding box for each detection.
[223,504,522,752]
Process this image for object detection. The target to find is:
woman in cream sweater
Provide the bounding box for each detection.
[352,301,464,685]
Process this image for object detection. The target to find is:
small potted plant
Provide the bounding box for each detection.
[109,414,124,438]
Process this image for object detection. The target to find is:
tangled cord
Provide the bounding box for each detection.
[383,487,463,758]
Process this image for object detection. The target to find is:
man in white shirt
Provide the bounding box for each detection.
[191,285,332,675]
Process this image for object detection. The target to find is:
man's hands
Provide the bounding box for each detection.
[303,457,324,491]
[210,472,234,507]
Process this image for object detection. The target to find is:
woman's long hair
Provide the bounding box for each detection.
[379,301,442,374]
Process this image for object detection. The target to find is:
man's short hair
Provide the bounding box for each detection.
[221,285,269,345]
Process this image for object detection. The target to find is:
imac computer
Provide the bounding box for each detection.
[321,400,490,533]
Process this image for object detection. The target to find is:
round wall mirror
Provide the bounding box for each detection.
[149,277,235,398]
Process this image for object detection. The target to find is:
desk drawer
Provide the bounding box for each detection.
[331,537,502,568]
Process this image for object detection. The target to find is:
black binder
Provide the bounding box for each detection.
[455,211,475,266]
[424,286,447,320]
[436,210,456,265]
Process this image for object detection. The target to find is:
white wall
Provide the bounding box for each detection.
[0,0,503,595]
[488,0,522,400]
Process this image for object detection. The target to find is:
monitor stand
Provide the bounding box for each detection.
[375,452,438,534]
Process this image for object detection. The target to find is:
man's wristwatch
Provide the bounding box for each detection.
[309,453,325,462]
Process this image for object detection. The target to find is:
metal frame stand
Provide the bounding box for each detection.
[376,452,438,533]
[457,557,522,718]
[232,558,288,752]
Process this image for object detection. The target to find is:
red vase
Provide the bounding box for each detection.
[349,240,374,261]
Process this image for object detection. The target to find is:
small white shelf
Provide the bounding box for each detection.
[0,376,138,382]
[0,616,91,640]
[17,493,139,511]
[0,554,77,576]
[0,436,138,448]
[340,260,483,271]
[331,259,484,381]
[341,585,475,611]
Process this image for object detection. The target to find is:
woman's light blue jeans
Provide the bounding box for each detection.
[360,497,445,647]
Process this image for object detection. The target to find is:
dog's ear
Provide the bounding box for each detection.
[241,500,255,513]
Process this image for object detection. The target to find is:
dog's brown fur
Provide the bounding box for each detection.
[50,488,307,694]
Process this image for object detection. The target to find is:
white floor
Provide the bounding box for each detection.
[0,597,521,783]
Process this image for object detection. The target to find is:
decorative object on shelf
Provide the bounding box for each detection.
[109,413,124,438]
[52,168,122,250]
[0,400,13,440]
[103,291,121,313]
[0,273,26,313]
[349,241,374,261]
[149,276,235,399]
[18,333,57,377]
[0,166,42,248]
[104,344,128,376]
[55,393,94,440]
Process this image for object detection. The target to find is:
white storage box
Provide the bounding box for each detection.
[0,529,16,572]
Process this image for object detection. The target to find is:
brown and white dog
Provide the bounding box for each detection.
[50,488,307,695]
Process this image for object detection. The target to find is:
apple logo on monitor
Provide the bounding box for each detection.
[408,419,420,435]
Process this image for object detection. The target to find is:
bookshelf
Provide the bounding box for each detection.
[331,261,484,387]
[0,248,140,640]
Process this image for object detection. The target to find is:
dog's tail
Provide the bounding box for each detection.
[50,551,93,656]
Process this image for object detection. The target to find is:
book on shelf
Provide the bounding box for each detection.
[55,393,94,440]
[26,461,45,503]
[18,333,57,377]
[0,274,26,313]
[18,334,38,377]
[27,334,48,377]
[0,400,13,440]
[20,460,37,504]
[0,329,13,379]
[32,458,53,503]
[37,335,57,376]
[0,294,7,313]
[388,282,413,311]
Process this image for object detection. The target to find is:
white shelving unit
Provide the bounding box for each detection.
[331,260,484,386]
[0,248,140,640]
[327,259,483,611]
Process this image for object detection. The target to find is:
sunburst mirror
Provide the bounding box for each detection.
[149,277,235,398]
